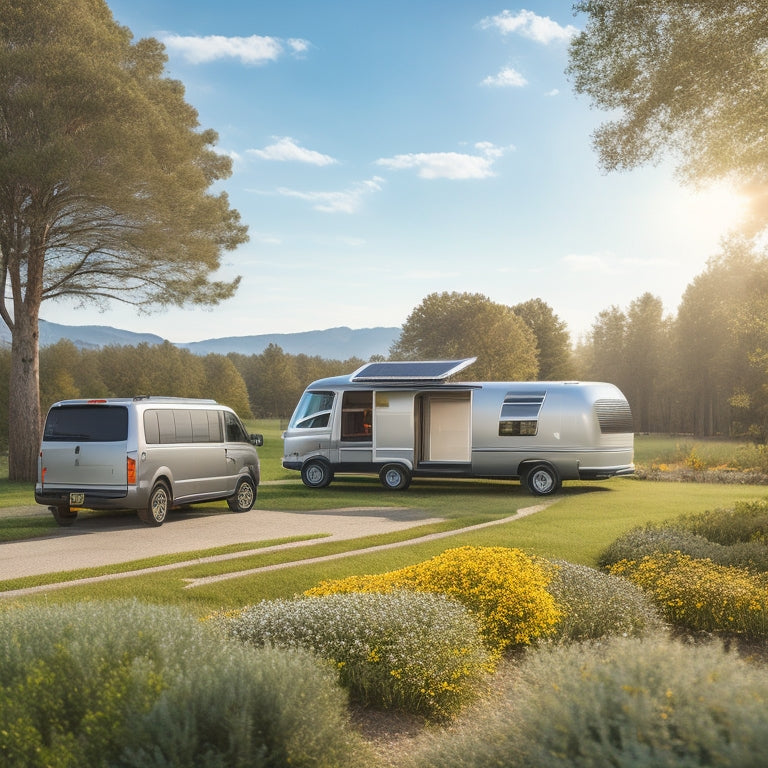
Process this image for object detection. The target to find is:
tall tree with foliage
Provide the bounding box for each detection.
[512,298,575,380]
[567,0,768,232]
[0,0,248,479]
[390,292,538,381]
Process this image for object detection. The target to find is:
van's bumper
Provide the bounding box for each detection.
[282,460,302,471]
[578,464,635,480]
[34,485,138,510]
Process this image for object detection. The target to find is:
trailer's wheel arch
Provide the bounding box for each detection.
[379,463,411,491]
[301,459,334,488]
[521,462,561,496]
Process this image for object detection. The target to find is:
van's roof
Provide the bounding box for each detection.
[50,396,220,406]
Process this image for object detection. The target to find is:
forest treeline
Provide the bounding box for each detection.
[2,238,767,450]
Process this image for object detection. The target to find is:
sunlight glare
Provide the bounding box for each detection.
[666,182,751,239]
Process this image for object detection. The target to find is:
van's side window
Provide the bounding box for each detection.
[288,391,335,430]
[341,391,373,441]
[144,409,224,444]
[498,392,546,437]
[224,411,249,443]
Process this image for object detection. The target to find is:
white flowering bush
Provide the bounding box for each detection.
[547,560,666,641]
[212,590,493,720]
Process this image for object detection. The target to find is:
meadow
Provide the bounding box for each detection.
[3,432,768,766]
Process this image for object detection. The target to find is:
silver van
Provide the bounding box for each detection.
[282,358,634,495]
[35,397,263,526]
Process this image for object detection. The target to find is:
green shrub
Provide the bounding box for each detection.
[609,553,768,637]
[0,600,369,768]
[598,525,768,571]
[306,546,561,654]
[547,560,665,641]
[676,498,768,546]
[212,590,492,720]
[409,635,768,768]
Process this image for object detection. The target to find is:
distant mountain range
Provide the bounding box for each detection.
[0,319,400,360]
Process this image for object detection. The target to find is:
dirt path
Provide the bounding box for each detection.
[0,501,555,598]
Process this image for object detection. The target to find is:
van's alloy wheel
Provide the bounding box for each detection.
[379,464,411,491]
[525,464,560,496]
[227,476,256,512]
[139,481,170,526]
[301,460,333,488]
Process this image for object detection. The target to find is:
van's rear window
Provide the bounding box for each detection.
[43,405,129,442]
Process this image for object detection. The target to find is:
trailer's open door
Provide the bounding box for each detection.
[421,393,471,462]
[372,391,415,465]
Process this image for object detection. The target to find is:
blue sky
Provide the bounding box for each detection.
[41,1,748,344]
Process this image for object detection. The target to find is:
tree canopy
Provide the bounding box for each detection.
[567,0,768,232]
[390,291,539,381]
[0,0,248,478]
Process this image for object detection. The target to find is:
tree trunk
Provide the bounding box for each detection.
[8,311,41,481]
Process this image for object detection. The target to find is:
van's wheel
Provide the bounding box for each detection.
[227,476,256,512]
[50,505,78,526]
[139,481,170,526]
[379,464,411,491]
[524,464,560,496]
[301,460,333,488]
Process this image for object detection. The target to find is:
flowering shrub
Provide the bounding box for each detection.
[306,546,561,653]
[410,635,768,768]
[676,498,768,546]
[609,553,768,637]
[0,600,370,768]
[211,590,492,720]
[598,525,768,572]
[547,560,665,641]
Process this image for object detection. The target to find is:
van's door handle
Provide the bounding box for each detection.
[224,449,235,463]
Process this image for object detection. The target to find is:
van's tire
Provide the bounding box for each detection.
[301,460,333,488]
[50,505,78,526]
[139,481,171,526]
[379,464,411,491]
[227,476,256,512]
[524,463,560,496]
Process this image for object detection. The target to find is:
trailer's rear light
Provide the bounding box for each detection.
[127,456,137,485]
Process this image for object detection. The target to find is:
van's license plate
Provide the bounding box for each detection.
[69,492,85,505]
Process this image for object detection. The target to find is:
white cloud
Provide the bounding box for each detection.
[249,137,337,166]
[161,33,310,64]
[482,66,527,88]
[480,9,578,44]
[563,251,669,274]
[276,177,385,213]
[375,142,512,180]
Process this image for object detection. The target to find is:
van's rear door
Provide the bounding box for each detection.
[39,404,129,490]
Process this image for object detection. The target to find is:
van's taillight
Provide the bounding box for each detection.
[88,399,108,404]
[127,457,137,485]
[41,466,46,485]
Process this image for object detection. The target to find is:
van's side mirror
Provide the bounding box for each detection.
[250,433,264,447]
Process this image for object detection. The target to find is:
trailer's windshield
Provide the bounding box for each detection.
[289,391,335,430]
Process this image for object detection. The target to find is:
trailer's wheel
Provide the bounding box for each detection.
[139,481,170,526]
[301,460,333,488]
[50,505,78,526]
[524,464,560,496]
[379,464,411,491]
[227,476,256,512]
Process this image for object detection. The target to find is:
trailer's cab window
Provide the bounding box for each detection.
[499,392,546,437]
[288,391,335,430]
[340,391,373,441]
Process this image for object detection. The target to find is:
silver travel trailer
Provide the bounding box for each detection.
[282,359,634,495]
[36,397,263,526]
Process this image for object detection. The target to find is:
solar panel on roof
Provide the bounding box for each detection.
[351,358,476,382]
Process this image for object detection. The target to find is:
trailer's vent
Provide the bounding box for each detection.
[595,399,634,433]
[499,391,546,437]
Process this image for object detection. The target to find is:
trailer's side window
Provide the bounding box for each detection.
[498,392,546,437]
[341,391,373,441]
[288,391,335,430]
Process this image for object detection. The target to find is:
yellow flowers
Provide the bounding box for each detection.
[609,552,768,637]
[307,546,561,654]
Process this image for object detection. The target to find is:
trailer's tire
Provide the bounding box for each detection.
[50,505,78,526]
[524,463,560,496]
[379,464,411,491]
[139,481,170,526]
[301,459,333,488]
[227,476,256,512]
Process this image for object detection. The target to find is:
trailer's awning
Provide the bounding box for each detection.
[351,358,476,383]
